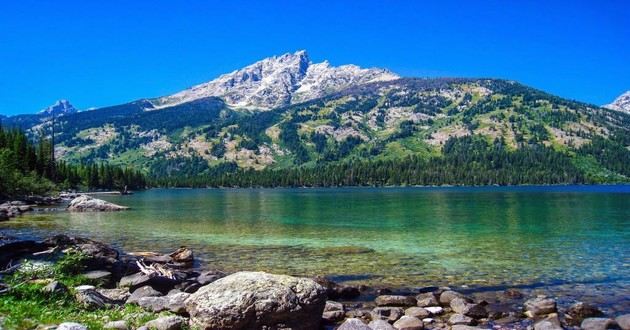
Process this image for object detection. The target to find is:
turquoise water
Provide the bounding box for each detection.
[3,186,629,309]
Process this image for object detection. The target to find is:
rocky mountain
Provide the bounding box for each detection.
[2,52,629,185]
[150,50,398,110]
[38,99,78,116]
[604,91,630,113]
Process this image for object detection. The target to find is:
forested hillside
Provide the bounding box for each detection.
[3,78,630,187]
[0,125,147,198]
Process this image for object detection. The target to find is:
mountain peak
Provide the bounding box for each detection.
[38,99,78,116]
[604,91,630,113]
[151,50,399,110]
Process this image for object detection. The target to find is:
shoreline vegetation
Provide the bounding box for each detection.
[1,230,629,330]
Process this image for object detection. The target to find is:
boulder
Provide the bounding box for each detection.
[405,307,430,319]
[67,195,129,212]
[126,285,162,304]
[581,318,617,330]
[371,307,404,322]
[375,295,417,307]
[565,302,604,326]
[57,323,88,330]
[143,316,187,330]
[338,318,372,330]
[137,292,190,314]
[448,314,475,326]
[524,296,557,318]
[616,314,630,330]
[103,320,129,330]
[184,271,327,330]
[369,319,396,330]
[324,300,344,312]
[392,315,424,330]
[415,292,439,307]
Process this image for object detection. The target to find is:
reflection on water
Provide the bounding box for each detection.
[2,186,629,309]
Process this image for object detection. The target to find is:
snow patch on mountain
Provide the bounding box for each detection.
[151,50,399,110]
[603,91,630,113]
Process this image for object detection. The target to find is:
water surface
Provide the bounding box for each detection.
[3,186,629,311]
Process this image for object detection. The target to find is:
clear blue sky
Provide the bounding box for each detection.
[0,0,628,115]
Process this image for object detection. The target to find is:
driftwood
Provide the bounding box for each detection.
[136,260,176,280]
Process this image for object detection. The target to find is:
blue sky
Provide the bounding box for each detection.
[0,0,628,115]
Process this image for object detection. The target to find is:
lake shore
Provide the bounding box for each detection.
[1,228,628,330]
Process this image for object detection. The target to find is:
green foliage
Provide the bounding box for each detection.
[0,124,148,198]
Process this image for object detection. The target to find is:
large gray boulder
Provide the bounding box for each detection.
[184,271,327,330]
[67,195,129,212]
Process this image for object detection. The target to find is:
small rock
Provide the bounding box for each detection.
[42,281,67,294]
[369,319,396,330]
[57,323,88,330]
[126,285,162,304]
[144,316,187,330]
[103,320,129,330]
[448,314,474,326]
[325,300,345,312]
[504,288,523,298]
[371,307,404,322]
[405,307,430,319]
[138,296,168,312]
[424,306,444,315]
[75,288,118,309]
[439,290,469,306]
[375,295,417,307]
[322,310,345,323]
[415,292,439,307]
[169,247,193,264]
[165,292,190,314]
[82,270,112,281]
[74,285,96,291]
[451,326,484,330]
[97,288,130,302]
[195,270,226,285]
[565,302,604,326]
[393,315,424,330]
[534,313,563,330]
[616,314,630,330]
[581,318,617,330]
[118,272,151,292]
[338,318,372,330]
[524,296,557,318]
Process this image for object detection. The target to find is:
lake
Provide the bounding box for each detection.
[3,185,629,312]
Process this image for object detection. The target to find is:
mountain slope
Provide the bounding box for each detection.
[150,50,398,110]
[39,99,78,116]
[3,53,629,185]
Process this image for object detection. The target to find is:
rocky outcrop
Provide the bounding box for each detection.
[184,271,327,329]
[67,195,129,212]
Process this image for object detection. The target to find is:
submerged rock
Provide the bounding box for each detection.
[185,271,326,330]
[67,195,129,212]
[565,302,604,326]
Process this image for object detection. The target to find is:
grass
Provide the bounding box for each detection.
[0,252,178,330]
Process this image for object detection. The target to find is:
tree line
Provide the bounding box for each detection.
[0,124,147,198]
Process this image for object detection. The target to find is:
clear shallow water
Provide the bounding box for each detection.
[2,186,629,310]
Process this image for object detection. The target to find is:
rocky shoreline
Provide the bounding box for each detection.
[0,231,628,330]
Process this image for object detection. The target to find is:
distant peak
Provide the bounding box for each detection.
[151,50,399,110]
[39,99,78,116]
[603,90,630,113]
